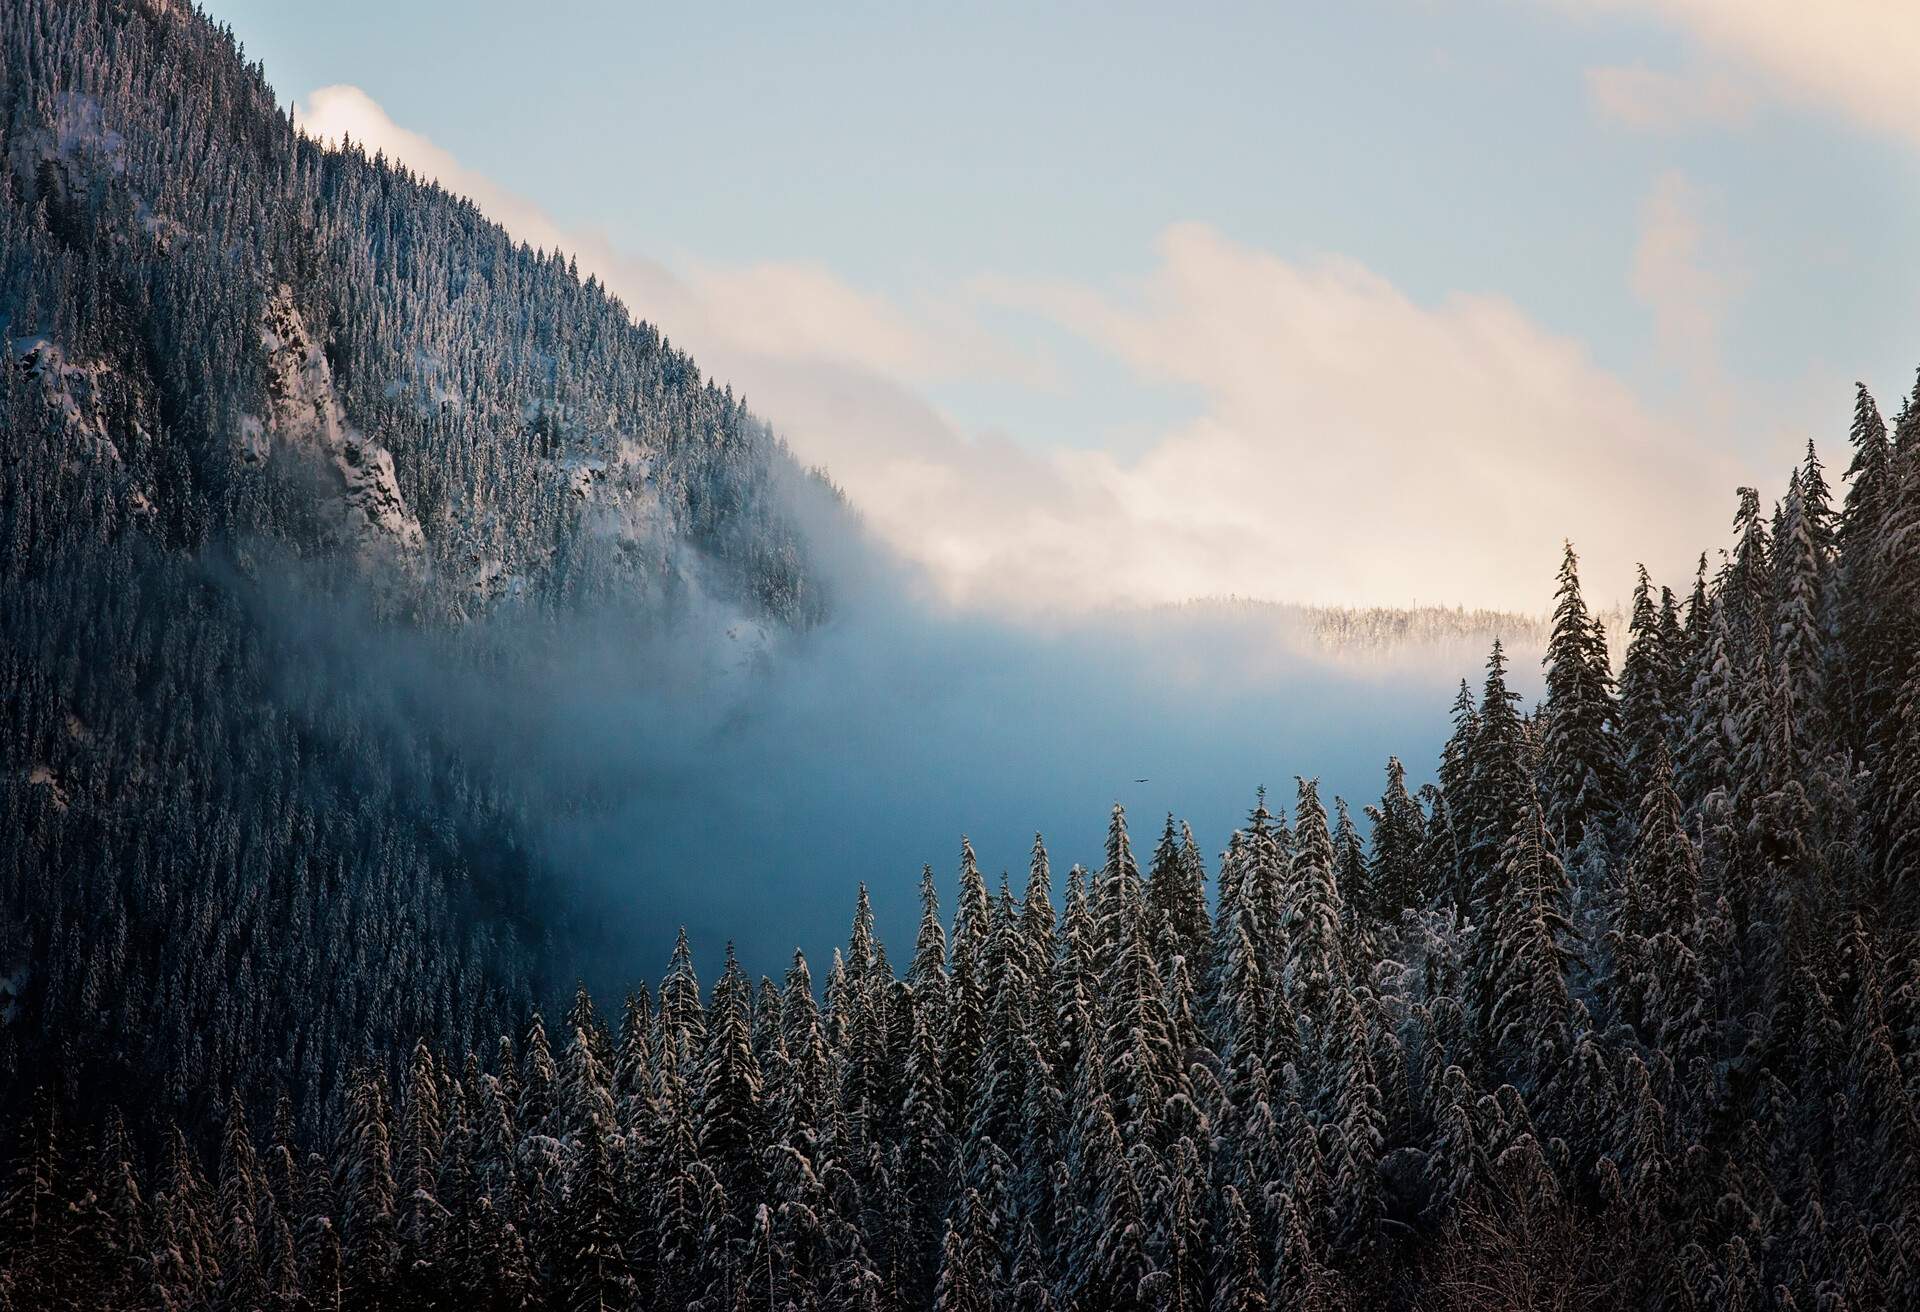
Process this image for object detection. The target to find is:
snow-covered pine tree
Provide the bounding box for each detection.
[1541,541,1624,853]
[1283,778,1348,1024]
[1486,801,1577,1094]
[1364,756,1427,924]
[696,944,764,1211]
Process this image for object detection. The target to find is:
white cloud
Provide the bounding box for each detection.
[1585,63,1754,131]
[956,224,1739,611]
[1630,170,1742,409]
[681,259,1051,388]
[1568,0,1920,148]
[292,86,1751,616]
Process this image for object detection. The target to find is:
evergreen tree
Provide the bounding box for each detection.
[557,1115,636,1312]
[1541,541,1624,851]
[1148,813,1211,974]
[697,944,764,1210]
[1214,1186,1270,1312]
[1284,778,1347,1019]
[340,1069,399,1310]
[1618,563,1673,796]
[1364,756,1427,920]
[1487,803,1576,1091]
[947,838,994,1124]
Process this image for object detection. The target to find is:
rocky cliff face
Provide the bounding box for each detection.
[251,285,426,556]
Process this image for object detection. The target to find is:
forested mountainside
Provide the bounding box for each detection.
[8,339,1920,1312]
[0,0,832,1151]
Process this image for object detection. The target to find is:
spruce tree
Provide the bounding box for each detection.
[341,1069,399,1310]
[1541,541,1624,851]
[1486,802,1576,1092]
[1284,778,1347,1020]
[1364,756,1427,921]
[1214,1185,1270,1312]
[696,944,764,1210]
[1618,563,1673,795]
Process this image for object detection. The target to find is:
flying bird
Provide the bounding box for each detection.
[1135,778,1150,783]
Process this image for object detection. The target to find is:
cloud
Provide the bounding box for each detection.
[1630,170,1742,408]
[1585,63,1755,131]
[1568,1,1920,148]
[954,224,1738,611]
[292,85,1750,617]
[682,259,1052,388]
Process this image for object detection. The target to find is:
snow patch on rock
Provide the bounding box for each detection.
[11,334,126,461]
[26,765,69,813]
[7,92,127,186]
[255,286,424,556]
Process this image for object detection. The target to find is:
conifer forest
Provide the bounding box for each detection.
[6,2,1920,1309]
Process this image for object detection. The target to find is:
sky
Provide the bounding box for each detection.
[203,0,1920,614]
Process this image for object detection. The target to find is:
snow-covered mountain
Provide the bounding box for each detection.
[4,0,832,625]
[0,0,836,1136]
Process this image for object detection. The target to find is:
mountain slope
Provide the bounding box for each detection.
[0,0,836,1139]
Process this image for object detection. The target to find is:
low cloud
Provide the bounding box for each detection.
[1585,63,1755,131]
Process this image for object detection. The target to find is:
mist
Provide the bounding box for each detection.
[442,541,1552,990]
[546,598,1534,986]
[242,501,1554,994]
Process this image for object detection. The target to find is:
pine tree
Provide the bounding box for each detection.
[1618,563,1674,796]
[215,1101,267,1311]
[557,1115,636,1312]
[1773,474,1829,751]
[1678,604,1740,811]
[0,1088,73,1308]
[1332,796,1377,975]
[1094,804,1175,1141]
[1878,668,1920,920]
[341,1068,399,1310]
[1284,778,1348,1025]
[780,951,832,1154]
[1723,487,1775,659]
[1143,1135,1206,1312]
[1148,813,1211,974]
[518,1012,560,1138]
[1463,642,1533,945]
[1365,756,1427,921]
[932,1195,991,1312]
[614,989,659,1134]
[1214,1185,1270,1312]
[1326,985,1385,1267]
[900,994,953,1304]
[947,838,994,1124]
[1541,541,1624,851]
[1486,803,1576,1091]
[659,927,707,1068]
[1022,833,1061,1067]
[396,1039,447,1303]
[697,943,764,1210]
[908,864,950,1036]
[1839,383,1894,744]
